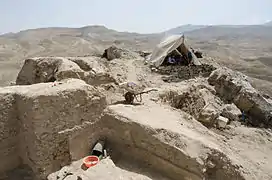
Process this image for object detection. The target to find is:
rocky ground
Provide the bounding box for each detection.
[1,25,272,98]
[0,49,272,180]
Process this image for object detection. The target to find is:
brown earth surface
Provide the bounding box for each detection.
[0,54,271,180]
[1,24,272,180]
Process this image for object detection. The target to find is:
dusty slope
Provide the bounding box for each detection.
[1,54,271,180]
[48,81,272,180]
[48,55,271,180]
[186,26,272,88]
[0,26,160,86]
[107,97,272,180]
[1,25,272,96]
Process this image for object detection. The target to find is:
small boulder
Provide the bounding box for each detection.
[208,67,272,128]
[16,57,116,86]
[198,105,220,127]
[216,116,229,129]
[222,103,242,122]
[102,46,121,60]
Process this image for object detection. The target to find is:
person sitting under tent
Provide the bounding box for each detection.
[162,55,176,65]
[174,55,182,64]
[167,56,176,64]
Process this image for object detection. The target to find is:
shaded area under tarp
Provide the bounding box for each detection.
[149,35,201,67]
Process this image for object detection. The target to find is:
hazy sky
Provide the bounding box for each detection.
[1,0,271,34]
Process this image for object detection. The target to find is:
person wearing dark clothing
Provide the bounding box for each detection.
[188,51,193,62]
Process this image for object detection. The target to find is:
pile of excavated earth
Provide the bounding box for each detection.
[0,47,272,180]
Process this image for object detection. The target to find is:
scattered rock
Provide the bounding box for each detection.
[222,103,242,122]
[206,160,216,169]
[217,116,229,129]
[160,87,206,118]
[198,105,221,127]
[157,64,216,82]
[102,46,121,60]
[208,67,272,128]
[160,85,223,127]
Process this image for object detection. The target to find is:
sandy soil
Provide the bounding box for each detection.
[48,95,272,180]
[48,157,170,180]
[51,56,272,180]
[1,53,272,180]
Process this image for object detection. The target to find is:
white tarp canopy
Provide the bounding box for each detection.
[149,34,201,67]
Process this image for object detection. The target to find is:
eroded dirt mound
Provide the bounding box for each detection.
[159,83,224,127]
[51,103,247,180]
[16,57,117,86]
[160,86,206,118]
[155,64,216,82]
[102,45,142,60]
[2,54,272,180]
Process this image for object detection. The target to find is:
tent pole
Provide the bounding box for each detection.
[175,49,189,65]
[174,49,182,56]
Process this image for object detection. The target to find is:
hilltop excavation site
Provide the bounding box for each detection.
[1,34,272,180]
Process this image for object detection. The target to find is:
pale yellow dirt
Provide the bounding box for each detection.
[1,56,272,180]
[48,157,170,180]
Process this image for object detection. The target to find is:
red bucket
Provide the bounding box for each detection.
[83,156,99,168]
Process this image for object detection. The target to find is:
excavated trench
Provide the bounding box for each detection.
[62,108,245,180]
[1,92,245,180]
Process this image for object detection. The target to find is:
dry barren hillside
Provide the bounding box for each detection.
[0,26,160,86]
[184,25,272,96]
[1,21,272,180]
[0,24,272,95]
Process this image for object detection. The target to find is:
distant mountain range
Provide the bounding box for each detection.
[164,21,272,35]
[163,24,206,35]
[264,20,272,26]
